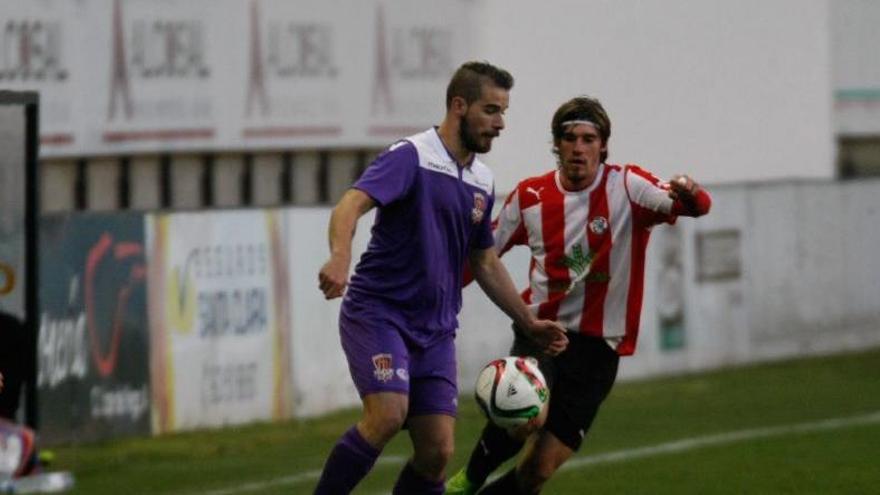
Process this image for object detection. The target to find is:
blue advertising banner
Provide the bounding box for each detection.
[37,213,149,443]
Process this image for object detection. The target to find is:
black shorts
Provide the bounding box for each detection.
[510,326,619,451]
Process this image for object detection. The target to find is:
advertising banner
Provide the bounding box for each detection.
[37,213,150,443]
[148,210,291,433]
[0,0,473,157]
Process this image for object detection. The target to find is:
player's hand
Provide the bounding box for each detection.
[668,174,700,201]
[524,319,568,356]
[318,255,351,300]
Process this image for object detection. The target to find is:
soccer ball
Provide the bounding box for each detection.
[474,356,549,429]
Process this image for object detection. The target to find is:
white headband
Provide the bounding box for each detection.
[561,119,598,128]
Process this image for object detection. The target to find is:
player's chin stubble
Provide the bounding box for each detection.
[460,116,491,154]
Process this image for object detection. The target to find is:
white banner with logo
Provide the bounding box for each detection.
[146,210,291,433]
[0,104,27,319]
[0,0,472,157]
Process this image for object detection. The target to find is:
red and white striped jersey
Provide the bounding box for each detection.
[493,163,701,356]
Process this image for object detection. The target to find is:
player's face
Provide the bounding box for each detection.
[557,123,605,189]
[460,84,509,154]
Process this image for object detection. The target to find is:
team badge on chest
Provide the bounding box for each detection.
[471,192,487,224]
[589,216,609,235]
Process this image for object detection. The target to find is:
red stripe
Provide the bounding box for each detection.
[618,212,652,356]
[537,176,567,320]
[242,126,342,138]
[103,128,214,142]
[367,125,426,137]
[580,167,610,335]
[40,133,74,146]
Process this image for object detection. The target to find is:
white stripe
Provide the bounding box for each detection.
[626,169,673,214]
[493,190,522,252]
[603,169,631,337]
[522,203,547,305]
[557,191,590,330]
[195,411,880,494]
[561,410,880,470]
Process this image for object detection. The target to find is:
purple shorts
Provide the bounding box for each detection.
[339,300,458,417]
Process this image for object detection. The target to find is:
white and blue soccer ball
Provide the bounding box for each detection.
[474,356,549,429]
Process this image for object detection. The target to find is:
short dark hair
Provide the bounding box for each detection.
[551,96,611,163]
[446,61,514,109]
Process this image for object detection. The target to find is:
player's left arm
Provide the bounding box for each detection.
[625,166,711,225]
[468,247,568,355]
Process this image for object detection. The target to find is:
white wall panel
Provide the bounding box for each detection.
[479,0,834,191]
[285,208,373,417]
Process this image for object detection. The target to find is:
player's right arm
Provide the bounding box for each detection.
[318,189,376,299]
[319,141,417,299]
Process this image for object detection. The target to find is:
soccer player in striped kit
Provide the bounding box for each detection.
[314,62,568,495]
[447,96,712,494]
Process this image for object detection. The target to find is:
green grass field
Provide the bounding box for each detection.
[49,348,880,494]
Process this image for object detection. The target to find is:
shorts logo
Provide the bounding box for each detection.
[472,192,486,224]
[395,368,409,381]
[589,216,608,235]
[372,353,394,382]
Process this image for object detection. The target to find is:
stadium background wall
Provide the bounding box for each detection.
[12,0,880,213]
[33,179,880,444]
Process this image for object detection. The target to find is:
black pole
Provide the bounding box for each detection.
[23,93,40,430]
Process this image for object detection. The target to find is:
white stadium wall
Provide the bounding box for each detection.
[474,0,835,191]
[283,208,374,417]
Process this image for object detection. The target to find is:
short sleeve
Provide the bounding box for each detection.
[493,188,527,254]
[624,165,676,227]
[470,191,496,251]
[353,141,419,206]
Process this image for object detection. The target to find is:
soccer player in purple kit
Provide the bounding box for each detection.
[314,61,569,495]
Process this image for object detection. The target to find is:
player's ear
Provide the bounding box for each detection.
[450,95,468,117]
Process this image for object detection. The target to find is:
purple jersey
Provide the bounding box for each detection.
[346,128,495,347]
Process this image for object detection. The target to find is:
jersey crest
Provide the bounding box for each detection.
[472,191,487,224]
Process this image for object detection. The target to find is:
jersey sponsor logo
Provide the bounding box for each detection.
[421,159,457,177]
[372,353,394,382]
[395,368,409,381]
[589,216,609,235]
[472,192,487,224]
[557,245,610,293]
[526,186,544,200]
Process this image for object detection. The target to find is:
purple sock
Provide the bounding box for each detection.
[391,462,445,495]
[314,426,380,494]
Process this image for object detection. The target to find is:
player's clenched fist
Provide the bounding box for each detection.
[318,255,350,299]
[667,174,699,200]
